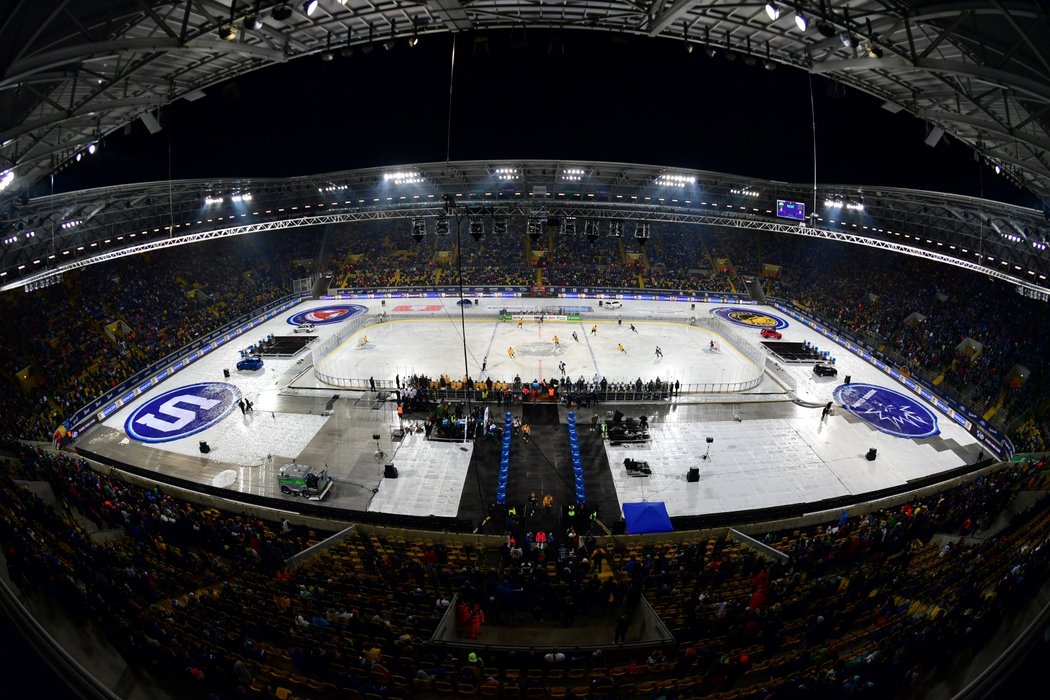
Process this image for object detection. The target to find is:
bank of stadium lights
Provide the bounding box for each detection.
[318,184,347,193]
[383,170,423,185]
[204,196,223,205]
[411,217,427,242]
[468,212,486,241]
[634,222,651,246]
[655,173,696,187]
[60,220,81,230]
[561,168,585,181]
[230,193,252,203]
[24,274,62,293]
[527,216,544,241]
[730,187,760,197]
[794,6,809,32]
[494,168,519,181]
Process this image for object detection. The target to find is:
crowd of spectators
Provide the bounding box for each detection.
[2,221,1048,457]
[1,440,1048,699]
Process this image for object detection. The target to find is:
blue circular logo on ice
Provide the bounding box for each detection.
[125,383,242,444]
[712,307,789,330]
[286,304,365,326]
[833,383,939,439]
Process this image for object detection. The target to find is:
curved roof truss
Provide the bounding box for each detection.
[0,1,1049,204]
[2,159,1046,295]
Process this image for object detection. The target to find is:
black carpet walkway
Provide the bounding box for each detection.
[456,405,621,534]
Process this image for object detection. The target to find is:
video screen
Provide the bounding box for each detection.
[776,199,805,222]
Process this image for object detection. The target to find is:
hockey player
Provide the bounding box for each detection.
[508,346,516,359]
[655,346,663,358]
[617,343,627,354]
[553,335,560,347]
[572,331,579,342]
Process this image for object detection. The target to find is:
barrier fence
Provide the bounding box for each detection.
[312,312,766,395]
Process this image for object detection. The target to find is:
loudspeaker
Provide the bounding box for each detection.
[687,467,700,482]
[223,368,230,378]
[866,447,877,461]
[199,441,211,454]
[384,464,398,479]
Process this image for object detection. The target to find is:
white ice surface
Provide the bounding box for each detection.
[99,297,977,517]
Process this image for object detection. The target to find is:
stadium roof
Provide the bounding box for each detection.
[2,159,1047,295]
[1,1,1049,205]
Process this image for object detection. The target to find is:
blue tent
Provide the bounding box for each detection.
[622,502,674,535]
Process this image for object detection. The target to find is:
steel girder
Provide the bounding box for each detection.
[1,159,1047,293]
[1,2,1049,203]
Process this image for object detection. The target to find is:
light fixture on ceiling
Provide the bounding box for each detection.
[340,28,354,57]
[743,36,757,65]
[303,0,318,17]
[271,4,292,21]
[704,27,717,57]
[794,5,808,32]
[244,1,263,30]
[87,142,97,155]
[864,19,883,58]
[383,24,396,51]
[764,42,776,70]
[815,0,836,37]
[411,218,426,243]
[219,0,238,40]
[408,22,419,47]
[765,2,781,21]
[320,33,334,61]
[724,29,735,61]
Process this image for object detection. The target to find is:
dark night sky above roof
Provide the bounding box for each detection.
[52,30,1036,209]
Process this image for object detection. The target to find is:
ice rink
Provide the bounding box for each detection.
[79,295,983,521]
[317,316,758,388]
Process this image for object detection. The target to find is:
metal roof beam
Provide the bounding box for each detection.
[2,37,287,88]
[425,0,473,32]
[647,0,698,37]
[811,56,1050,103]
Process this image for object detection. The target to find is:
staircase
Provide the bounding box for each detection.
[982,389,1007,422]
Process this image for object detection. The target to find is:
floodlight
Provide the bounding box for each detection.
[469,212,485,241]
[794,9,808,32]
[765,3,781,21]
[0,170,14,192]
[245,14,263,30]
[219,24,238,41]
[75,152,82,162]
[271,4,292,20]
[411,217,426,243]
[303,0,318,17]
[87,142,97,155]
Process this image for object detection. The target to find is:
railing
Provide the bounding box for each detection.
[311,311,765,395]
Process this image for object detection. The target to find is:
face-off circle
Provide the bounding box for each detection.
[712,307,789,330]
[833,383,940,439]
[125,382,242,443]
[286,304,366,326]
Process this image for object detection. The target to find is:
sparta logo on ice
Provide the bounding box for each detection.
[125,383,242,444]
[287,304,365,326]
[712,307,789,330]
[833,383,940,439]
